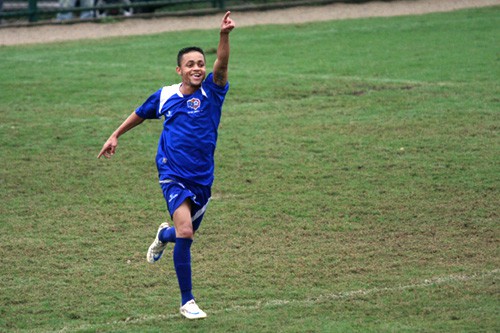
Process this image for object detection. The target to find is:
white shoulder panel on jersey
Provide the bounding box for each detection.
[158,83,182,115]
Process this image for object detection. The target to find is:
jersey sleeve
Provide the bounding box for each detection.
[135,89,162,119]
[204,73,229,105]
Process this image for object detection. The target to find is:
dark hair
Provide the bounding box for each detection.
[177,46,205,67]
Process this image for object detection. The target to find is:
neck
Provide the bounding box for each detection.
[179,83,200,96]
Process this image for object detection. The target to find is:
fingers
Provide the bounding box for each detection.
[222,11,234,26]
[97,146,106,159]
[98,149,113,159]
[97,148,110,159]
[221,11,235,32]
[97,142,116,159]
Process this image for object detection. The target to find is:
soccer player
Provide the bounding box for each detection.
[97,11,235,319]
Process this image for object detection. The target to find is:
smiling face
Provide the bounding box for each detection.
[176,51,206,95]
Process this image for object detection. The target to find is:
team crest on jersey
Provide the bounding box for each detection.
[187,98,201,111]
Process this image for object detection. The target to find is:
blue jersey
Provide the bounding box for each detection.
[135,73,229,186]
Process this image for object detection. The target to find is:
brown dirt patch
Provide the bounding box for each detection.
[0,0,499,46]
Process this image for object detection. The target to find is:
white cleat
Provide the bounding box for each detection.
[180,299,207,319]
[146,222,170,264]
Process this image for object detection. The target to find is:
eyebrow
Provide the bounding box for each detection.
[185,60,205,65]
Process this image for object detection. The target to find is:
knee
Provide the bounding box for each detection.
[176,224,194,239]
[173,200,194,239]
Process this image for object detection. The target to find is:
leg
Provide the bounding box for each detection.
[173,200,195,306]
[148,179,192,263]
[156,179,209,319]
[174,200,207,319]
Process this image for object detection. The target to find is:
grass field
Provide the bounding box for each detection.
[1,6,499,333]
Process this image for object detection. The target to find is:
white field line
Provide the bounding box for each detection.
[46,269,499,333]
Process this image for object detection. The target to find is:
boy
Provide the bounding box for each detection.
[98,11,235,319]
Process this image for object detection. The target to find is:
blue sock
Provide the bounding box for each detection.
[158,226,176,243]
[173,238,194,306]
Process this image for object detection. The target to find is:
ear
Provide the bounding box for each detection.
[176,66,181,75]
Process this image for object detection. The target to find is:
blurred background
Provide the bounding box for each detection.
[0,0,378,26]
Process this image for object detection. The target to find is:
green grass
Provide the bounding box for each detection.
[1,6,499,333]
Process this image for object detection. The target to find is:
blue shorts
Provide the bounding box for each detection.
[159,178,211,232]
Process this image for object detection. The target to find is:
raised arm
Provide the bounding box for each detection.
[213,11,236,87]
[97,111,144,159]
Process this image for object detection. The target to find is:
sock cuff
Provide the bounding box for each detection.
[175,237,193,245]
[159,226,176,243]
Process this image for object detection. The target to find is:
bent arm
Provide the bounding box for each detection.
[97,112,145,159]
[213,11,235,87]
